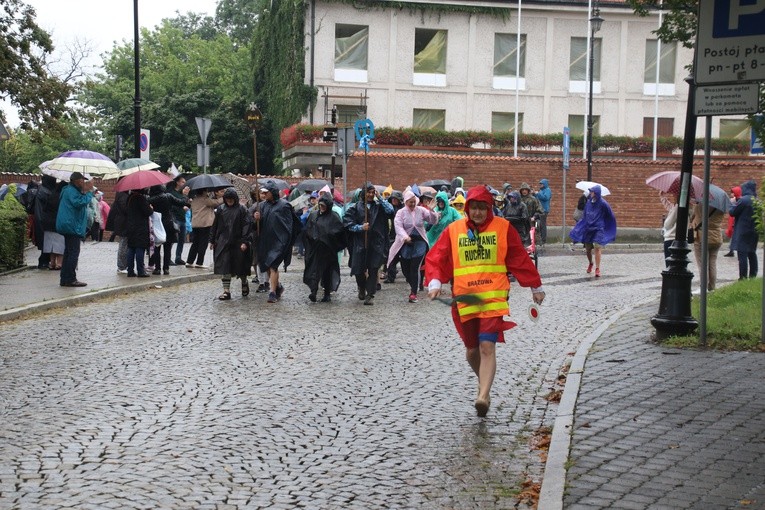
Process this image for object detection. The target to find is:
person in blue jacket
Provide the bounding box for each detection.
[569,184,616,278]
[729,179,759,280]
[535,178,552,245]
[55,172,95,287]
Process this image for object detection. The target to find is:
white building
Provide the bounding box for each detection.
[302,0,751,141]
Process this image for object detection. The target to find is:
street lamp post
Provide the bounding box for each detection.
[586,7,603,182]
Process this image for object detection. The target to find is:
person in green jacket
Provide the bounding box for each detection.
[427,190,463,246]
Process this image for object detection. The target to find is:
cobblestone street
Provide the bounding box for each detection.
[0,249,742,509]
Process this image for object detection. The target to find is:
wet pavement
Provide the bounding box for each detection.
[0,241,761,509]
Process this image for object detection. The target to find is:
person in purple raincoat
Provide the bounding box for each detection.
[569,184,617,278]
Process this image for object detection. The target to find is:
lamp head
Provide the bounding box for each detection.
[590,8,604,33]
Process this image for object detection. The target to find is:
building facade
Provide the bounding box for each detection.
[302,0,751,141]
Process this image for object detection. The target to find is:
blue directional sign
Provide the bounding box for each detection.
[695,0,765,84]
[752,114,764,155]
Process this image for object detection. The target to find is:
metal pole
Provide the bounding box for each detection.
[133,0,141,158]
[513,0,522,158]
[252,130,260,235]
[651,75,699,339]
[700,116,713,345]
[586,26,595,182]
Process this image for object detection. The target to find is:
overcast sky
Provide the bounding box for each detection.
[2,0,219,126]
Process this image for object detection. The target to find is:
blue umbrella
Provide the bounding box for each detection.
[707,184,732,213]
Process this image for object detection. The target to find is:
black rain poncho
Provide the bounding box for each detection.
[210,188,254,277]
[303,195,346,293]
[256,186,297,272]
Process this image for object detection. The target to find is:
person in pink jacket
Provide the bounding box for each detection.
[386,188,439,303]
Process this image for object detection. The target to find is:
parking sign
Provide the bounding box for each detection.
[695,0,765,85]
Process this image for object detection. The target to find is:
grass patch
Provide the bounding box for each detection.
[661,277,764,351]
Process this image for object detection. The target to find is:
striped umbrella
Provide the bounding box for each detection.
[46,150,119,175]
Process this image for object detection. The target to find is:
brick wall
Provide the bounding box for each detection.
[344,151,765,228]
[4,153,764,229]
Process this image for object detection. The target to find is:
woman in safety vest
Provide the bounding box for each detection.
[425,185,545,417]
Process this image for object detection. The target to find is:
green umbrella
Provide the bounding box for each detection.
[102,158,160,180]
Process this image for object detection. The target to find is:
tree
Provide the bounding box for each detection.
[629,0,764,147]
[0,0,71,130]
[79,16,264,173]
[251,0,316,168]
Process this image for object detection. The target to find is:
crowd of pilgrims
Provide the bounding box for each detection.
[21,173,548,305]
[184,177,549,305]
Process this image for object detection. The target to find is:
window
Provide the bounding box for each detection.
[413,29,447,87]
[569,37,601,94]
[493,34,526,90]
[719,119,750,140]
[492,112,524,134]
[643,117,674,137]
[335,104,367,126]
[568,114,599,137]
[413,109,446,130]
[335,24,368,82]
[643,40,676,95]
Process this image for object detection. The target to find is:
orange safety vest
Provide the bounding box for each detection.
[448,216,510,322]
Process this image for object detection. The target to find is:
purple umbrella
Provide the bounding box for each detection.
[46,150,119,175]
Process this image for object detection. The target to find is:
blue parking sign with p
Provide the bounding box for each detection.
[713,0,765,38]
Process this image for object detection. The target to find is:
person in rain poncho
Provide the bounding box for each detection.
[254,184,297,303]
[568,184,617,278]
[343,182,395,305]
[303,194,347,302]
[427,190,463,246]
[210,188,254,300]
[451,194,466,217]
[387,189,439,303]
[729,179,759,279]
[504,191,530,246]
[425,186,545,417]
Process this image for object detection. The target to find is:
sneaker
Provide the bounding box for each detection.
[408,293,418,303]
[358,287,366,300]
[163,269,170,275]
[586,263,594,273]
[185,262,195,268]
[174,259,185,265]
[309,292,317,302]
[267,292,277,303]
[256,283,269,293]
[276,284,284,299]
[595,268,601,277]
[320,293,331,303]
[251,275,260,284]
[118,269,128,274]
[723,251,735,257]
[152,269,161,275]
[364,294,374,306]
[194,264,208,269]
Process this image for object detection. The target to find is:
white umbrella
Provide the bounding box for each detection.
[46,150,119,175]
[576,181,611,196]
[39,161,91,182]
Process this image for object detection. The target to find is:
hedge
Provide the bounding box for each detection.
[0,209,27,272]
[281,124,752,155]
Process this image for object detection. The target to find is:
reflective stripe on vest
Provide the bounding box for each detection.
[448,217,510,321]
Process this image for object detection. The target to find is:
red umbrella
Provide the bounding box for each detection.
[114,170,173,192]
[645,171,704,199]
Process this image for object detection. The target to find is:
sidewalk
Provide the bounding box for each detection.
[541,300,765,509]
[0,242,218,322]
